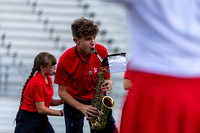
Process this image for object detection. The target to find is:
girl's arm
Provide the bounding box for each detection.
[36,101,64,116]
[50,99,64,106]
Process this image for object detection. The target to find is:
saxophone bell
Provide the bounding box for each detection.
[102,96,115,109]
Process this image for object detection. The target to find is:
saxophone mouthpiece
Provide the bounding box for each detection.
[92,48,97,55]
[92,48,103,62]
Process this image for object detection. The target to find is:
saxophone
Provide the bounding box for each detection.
[89,49,115,130]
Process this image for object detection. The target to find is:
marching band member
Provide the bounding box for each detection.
[105,0,200,133]
[15,52,63,133]
[54,17,118,133]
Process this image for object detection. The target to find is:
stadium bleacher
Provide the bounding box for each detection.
[0,0,129,132]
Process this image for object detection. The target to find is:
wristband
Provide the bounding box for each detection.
[60,110,63,116]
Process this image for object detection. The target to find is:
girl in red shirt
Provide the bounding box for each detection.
[14,52,64,133]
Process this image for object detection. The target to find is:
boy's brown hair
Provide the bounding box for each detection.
[71,17,99,39]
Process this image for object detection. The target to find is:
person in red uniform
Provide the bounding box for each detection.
[14,52,64,133]
[123,59,134,90]
[54,17,118,133]
[103,1,200,133]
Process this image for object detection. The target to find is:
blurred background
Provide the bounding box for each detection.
[0,0,129,132]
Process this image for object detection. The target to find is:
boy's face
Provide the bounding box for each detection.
[74,35,96,55]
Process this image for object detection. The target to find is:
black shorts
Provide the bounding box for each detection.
[14,110,55,133]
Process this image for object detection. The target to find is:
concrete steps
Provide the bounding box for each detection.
[0,0,128,132]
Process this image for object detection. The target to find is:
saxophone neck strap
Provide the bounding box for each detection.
[75,46,95,87]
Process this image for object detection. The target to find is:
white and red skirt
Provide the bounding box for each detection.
[120,71,200,133]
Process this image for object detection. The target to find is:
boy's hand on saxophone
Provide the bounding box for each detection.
[102,78,113,94]
[80,104,99,120]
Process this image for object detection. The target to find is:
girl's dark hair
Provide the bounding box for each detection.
[14,52,56,123]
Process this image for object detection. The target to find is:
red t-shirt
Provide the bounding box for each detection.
[21,72,53,112]
[54,44,110,101]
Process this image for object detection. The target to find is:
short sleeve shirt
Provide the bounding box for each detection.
[54,44,110,101]
[21,72,53,112]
